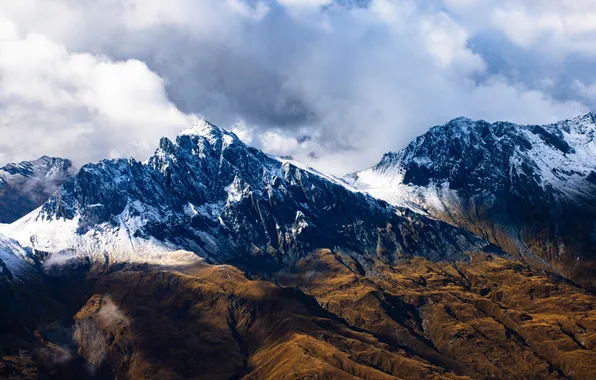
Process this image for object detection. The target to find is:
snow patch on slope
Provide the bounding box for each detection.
[0,205,201,267]
[275,156,358,193]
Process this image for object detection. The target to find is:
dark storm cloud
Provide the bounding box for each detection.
[95,5,321,130]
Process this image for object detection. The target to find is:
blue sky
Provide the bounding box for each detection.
[1,0,594,174]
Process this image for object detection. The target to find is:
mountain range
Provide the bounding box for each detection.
[0,156,76,224]
[1,114,595,379]
[346,112,596,288]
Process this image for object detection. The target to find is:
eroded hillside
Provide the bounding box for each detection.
[3,250,595,380]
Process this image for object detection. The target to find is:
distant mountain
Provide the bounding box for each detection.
[1,120,496,273]
[347,112,596,287]
[0,156,76,223]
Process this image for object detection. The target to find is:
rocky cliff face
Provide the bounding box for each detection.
[0,157,76,223]
[2,120,498,274]
[348,113,596,287]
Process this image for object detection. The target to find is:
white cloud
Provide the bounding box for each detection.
[259,130,301,156]
[575,80,596,102]
[0,17,194,165]
[447,1,596,57]
[277,0,332,8]
[122,0,269,32]
[420,12,485,72]
[0,0,592,176]
[230,120,255,145]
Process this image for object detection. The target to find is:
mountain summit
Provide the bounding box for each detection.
[347,112,596,287]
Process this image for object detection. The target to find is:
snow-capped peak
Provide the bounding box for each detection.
[351,113,596,203]
[347,112,596,286]
[556,111,596,135]
[1,156,75,178]
[178,119,240,146]
[179,119,219,137]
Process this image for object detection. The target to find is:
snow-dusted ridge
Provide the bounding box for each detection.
[348,112,596,212]
[347,112,596,285]
[274,155,359,193]
[0,119,494,270]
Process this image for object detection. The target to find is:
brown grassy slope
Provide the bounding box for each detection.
[282,250,596,379]
[421,202,596,290]
[73,263,464,380]
[5,251,596,380]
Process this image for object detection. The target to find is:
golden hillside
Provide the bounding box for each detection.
[3,250,595,379]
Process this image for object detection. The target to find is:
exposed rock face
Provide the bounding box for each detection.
[0,235,47,326]
[348,113,596,287]
[3,120,497,273]
[0,236,91,380]
[0,156,76,223]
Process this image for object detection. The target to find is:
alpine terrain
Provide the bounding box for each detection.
[1,116,596,380]
[347,113,596,288]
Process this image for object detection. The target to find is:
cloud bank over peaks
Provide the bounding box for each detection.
[0,1,592,175]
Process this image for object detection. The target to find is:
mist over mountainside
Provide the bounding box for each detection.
[0,157,76,224]
[1,114,596,379]
[348,112,596,288]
